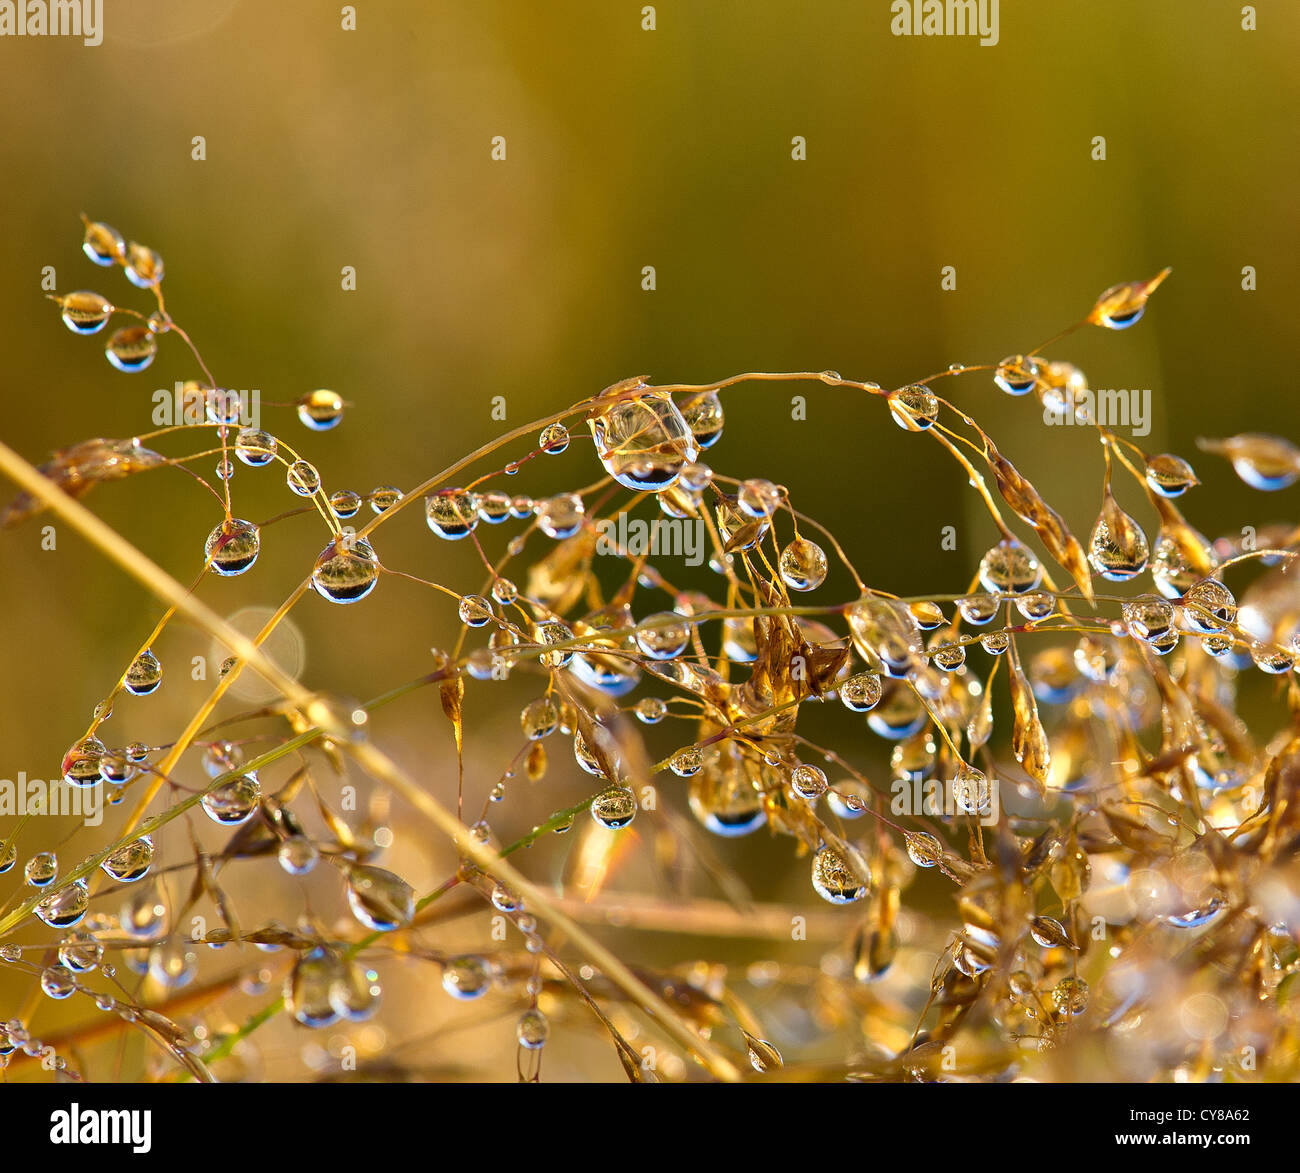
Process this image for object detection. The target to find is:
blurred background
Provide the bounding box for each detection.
[1,1,1298,1081]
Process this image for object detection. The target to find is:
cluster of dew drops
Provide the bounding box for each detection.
[8,229,1300,1080]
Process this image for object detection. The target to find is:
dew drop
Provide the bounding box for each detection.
[124,241,164,288]
[536,493,585,539]
[124,649,162,696]
[779,538,828,591]
[517,1007,550,1050]
[297,389,344,431]
[790,764,828,800]
[839,671,883,713]
[811,846,869,905]
[200,773,261,826]
[887,385,939,432]
[35,879,89,929]
[25,852,58,888]
[105,325,157,373]
[345,864,414,931]
[205,519,260,576]
[101,837,154,883]
[681,391,724,449]
[442,955,492,1000]
[979,538,1042,594]
[234,428,277,467]
[369,485,403,513]
[58,291,113,334]
[40,966,76,1000]
[589,391,699,491]
[539,423,569,454]
[286,459,321,497]
[311,537,380,604]
[62,737,106,788]
[81,218,125,265]
[426,489,479,539]
[905,830,943,868]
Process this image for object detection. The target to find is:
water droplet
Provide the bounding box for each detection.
[634,613,690,660]
[58,290,113,334]
[200,774,261,826]
[517,1007,550,1049]
[286,946,345,1028]
[811,846,869,904]
[790,764,828,800]
[124,241,164,288]
[737,478,781,519]
[147,940,197,989]
[534,620,575,668]
[980,631,1010,655]
[331,961,382,1022]
[931,640,966,672]
[1181,579,1236,634]
[979,538,1042,594]
[25,852,57,888]
[909,601,945,630]
[426,489,479,539]
[286,459,321,497]
[743,1034,783,1073]
[124,649,162,696]
[1052,976,1089,1015]
[1251,642,1295,675]
[81,218,125,265]
[297,389,344,431]
[536,492,585,539]
[779,538,828,591]
[1122,596,1174,642]
[458,594,493,628]
[589,391,699,491]
[1150,522,1217,600]
[952,762,990,814]
[866,687,927,740]
[40,966,76,1000]
[278,836,318,876]
[234,428,277,467]
[1088,490,1149,581]
[681,391,724,448]
[476,490,512,524]
[345,864,414,931]
[957,594,1000,626]
[634,696,667,724]
[105,325,157,373]
[205,518,260,576]
[0,842,15,874]
[839,671,883,713]
[1015,592,1055,621]
[369,485,403,513]
[994,354,1041,396]
[35,880,89,929]
[669,746,704,778]
[1090,269,1169,330]
[591,786,637,830]
[887,385,939,432]
[442,955,492,1000]
[491,577,518,605]
[62,737,106,788]
[102,837,153,883]
[1144,453,1198,498]
[539,422,569,453]
[311,537,380,603]
[905,830,943,868]
[1030,915,1072,948]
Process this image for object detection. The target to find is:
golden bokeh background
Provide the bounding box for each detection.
[1,1,1298,1080]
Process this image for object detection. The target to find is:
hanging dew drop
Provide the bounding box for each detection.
[779,538,828,591]
[199,773,261,826]
[40,966,76,1000]
[536,493,585,539]
[81,218,125,265]
[234,428,277,467]
[205,519,260,576]
[442,955,492,1000]
[297,389,344,431]
[516,1007,550,1049]
[329,488,361,519]
[811,846,869,905]
[123,241,164,288]
[790,764,828,800]
[369,485,403,513]
[634,613,690,660]
[311,537,380,603]
[681,390,724,448]
[35,879,89,929]
[905,830,943,868]
[62,737,106,788]
[57,932,102,973]
[277,836,318,876]
[590,786,637,829]
[105,326,157,373]
[539,422,569,453]
[344,864,414,931]
[1144,453,1198,498]
[25,852,58,888]
[426,489,479,539]
[887,385,939,431]
[102,837,154,883]
[588,391,699,491]
[124,649,162,696]
[58,291,113,334]
[286,459,321,497]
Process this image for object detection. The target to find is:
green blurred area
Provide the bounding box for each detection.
[0,1,1298,1078]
